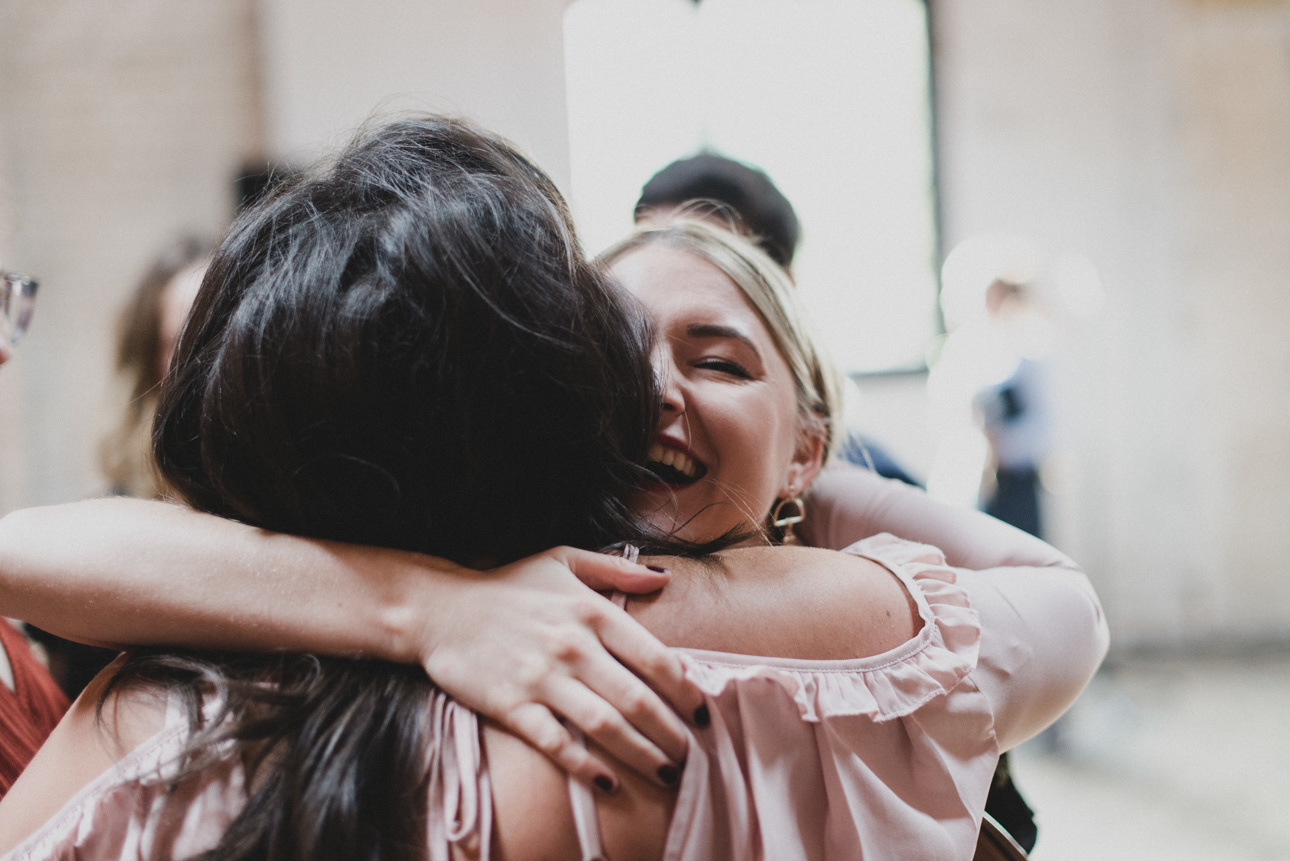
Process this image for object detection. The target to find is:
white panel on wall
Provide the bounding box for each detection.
[564,0,941,374]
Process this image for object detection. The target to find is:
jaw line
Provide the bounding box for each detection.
[642,478,775,544]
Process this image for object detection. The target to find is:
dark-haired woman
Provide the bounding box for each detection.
[0,117,1104,860]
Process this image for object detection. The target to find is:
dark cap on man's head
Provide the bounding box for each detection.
[635,153,800,269]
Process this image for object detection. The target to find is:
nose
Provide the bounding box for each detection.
[654,348,684,415]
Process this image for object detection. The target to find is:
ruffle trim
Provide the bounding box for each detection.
[679,533,981,723]
[3,691,232,860]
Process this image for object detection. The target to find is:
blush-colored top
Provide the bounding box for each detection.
[651,535,994,860]
[2,529,1107,861]
[567,532,1105,860]
[0,621,69,797]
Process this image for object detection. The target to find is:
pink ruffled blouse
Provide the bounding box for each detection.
[3,531,1108,861]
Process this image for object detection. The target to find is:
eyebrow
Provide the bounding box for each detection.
[685,323,762,360]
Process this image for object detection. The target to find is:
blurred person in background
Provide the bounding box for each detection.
[974,278,1052,539]
[930,271,1055,542]
[927,263,1060,841]
[22,240,214,701]
[99,237,213,500]
[0,269,69,795]
[635,152,801,270]
[635,152,921,488]
[96,164,291,500]
[0,272,38,368]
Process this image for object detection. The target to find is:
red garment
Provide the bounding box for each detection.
[0,620,69,795]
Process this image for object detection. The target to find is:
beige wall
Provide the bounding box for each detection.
[2,0,1288,651]
[257,0,572,186]
[0,0,263,511]
[1176,2,1290,644]
[929,0,1290,648]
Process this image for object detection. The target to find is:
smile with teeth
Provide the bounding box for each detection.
[646,443,706,486]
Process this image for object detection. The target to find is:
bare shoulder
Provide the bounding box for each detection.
[485,723,672,861]
[717,544,884,581]
[0,659,168,854]
[634,545,920,660]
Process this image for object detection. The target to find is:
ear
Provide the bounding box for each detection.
[780,427,826,499]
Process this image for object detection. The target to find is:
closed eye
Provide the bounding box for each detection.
[695,357,752,379]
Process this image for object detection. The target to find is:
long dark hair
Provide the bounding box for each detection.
[105,115,682,860]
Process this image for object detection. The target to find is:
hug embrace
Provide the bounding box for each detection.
[0,115,1106,860]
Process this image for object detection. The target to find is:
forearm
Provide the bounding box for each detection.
[0,498,433,662]
[0,500,701,786]
[957,563,1108,750]
[801,470,1107,744]
[801,463,1076,571]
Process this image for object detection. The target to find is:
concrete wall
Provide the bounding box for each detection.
[257,0,573,186]
[930,0,1290,648]
[0,0,263,511]
[0,0,571,513]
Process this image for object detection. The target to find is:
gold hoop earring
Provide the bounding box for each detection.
[769,495,806,544]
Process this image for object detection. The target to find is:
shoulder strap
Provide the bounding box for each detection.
[564,724,608,861]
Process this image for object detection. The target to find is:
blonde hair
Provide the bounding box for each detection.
[599,218,842,466]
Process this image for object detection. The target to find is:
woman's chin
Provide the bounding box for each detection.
[635,494,698,540]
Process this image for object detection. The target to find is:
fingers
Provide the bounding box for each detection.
[545,677,684,789]
[504,702,620,792]
[561,551,708,729]
[591,606,708,731]
[556,546,670,594]
[448,547,704,790]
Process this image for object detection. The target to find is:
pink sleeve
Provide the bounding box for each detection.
[953,563,1107,750]
[802,465,1108,750]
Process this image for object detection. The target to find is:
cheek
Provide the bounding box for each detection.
[719,390,801,492]
[757,382,804,450]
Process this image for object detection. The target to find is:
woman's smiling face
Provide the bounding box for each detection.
[610,242,822,544]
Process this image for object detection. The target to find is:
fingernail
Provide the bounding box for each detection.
[646,565,668,573]
[657,764,680,786]
[594,774,616,793]
[693,705,710,728]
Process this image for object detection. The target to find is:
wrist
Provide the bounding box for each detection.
[372,548,473,668]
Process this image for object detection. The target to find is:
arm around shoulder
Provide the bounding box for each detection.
[801,464,1108,749]
[802,463,1076,571]
[0,500,703,788]
[956,561,1108,751]
[0,497,430,658]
